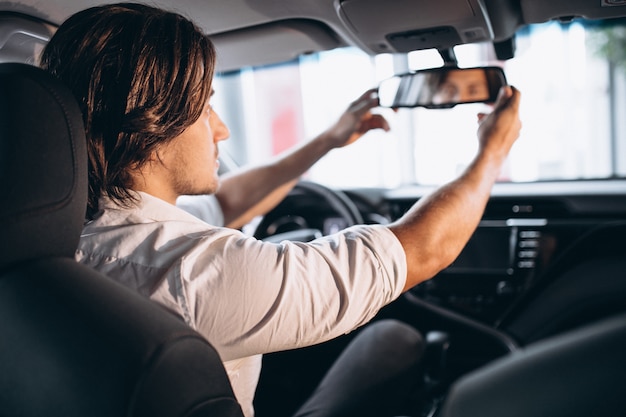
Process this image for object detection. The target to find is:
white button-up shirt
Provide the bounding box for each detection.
[76,192,407,417]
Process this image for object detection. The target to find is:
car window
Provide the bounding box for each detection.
[213,20,626,188]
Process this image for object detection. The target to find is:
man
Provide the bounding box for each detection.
[40,3,521,417]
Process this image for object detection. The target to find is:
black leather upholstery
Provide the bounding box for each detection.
[0,62,87,269]
[439,312,626,417]
[500,221,626,344]
[0,63,244,417]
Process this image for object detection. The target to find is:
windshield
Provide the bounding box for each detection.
[214,19,626,188]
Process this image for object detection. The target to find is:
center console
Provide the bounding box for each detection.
[411,218,593,324]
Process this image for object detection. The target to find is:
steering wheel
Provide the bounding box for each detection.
[253,180,363,242]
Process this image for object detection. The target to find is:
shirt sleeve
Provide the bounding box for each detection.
[176,194,225,227]
[181,224,407,361]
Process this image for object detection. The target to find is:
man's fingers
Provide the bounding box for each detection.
[357,113,390,133]
[349,88,380,114]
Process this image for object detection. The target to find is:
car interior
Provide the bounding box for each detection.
[1,1,625,416]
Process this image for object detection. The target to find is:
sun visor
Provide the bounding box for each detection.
[211,19,343,72]
[337,0,494,53]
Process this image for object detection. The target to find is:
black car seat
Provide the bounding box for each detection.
[0,62,244,417]
[498,221,626,344]
[439,311,626,417]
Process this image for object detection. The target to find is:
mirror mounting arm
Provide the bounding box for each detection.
[438,48,458,67]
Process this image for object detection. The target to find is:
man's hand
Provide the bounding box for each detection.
[476,86,522,163]
[326,89,390,148]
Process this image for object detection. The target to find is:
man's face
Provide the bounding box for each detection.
[433,69,490,105]
[159,100,230,197]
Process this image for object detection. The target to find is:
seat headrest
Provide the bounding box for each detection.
[0,63,87,271]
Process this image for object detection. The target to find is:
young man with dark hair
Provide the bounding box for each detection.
[40,3,522,416]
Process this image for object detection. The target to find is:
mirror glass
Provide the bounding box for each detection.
[378,66,507,109]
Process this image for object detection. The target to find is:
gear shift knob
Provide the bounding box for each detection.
[424,331,450,385]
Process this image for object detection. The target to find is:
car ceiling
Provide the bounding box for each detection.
[1,0,626,71]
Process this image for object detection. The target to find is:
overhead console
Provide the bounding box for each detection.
[335,0,494,53]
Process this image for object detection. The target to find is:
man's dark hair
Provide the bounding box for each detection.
[40,3,216,219]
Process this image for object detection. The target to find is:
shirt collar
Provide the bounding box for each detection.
[98,191,206,224]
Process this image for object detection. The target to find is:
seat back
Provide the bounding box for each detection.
[439,312,626,417]
[499,221,626,344]
[0,63,243,417]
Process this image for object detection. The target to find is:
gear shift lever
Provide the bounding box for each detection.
[424,331,450,387]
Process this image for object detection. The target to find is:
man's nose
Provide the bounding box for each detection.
[212,112,230,142]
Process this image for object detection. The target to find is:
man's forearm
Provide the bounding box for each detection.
[216,132,337,228]
[389,151,505,291]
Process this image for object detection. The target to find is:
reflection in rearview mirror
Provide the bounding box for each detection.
[378,66,507,109]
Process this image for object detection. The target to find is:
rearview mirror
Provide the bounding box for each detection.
[378,66,507,109]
